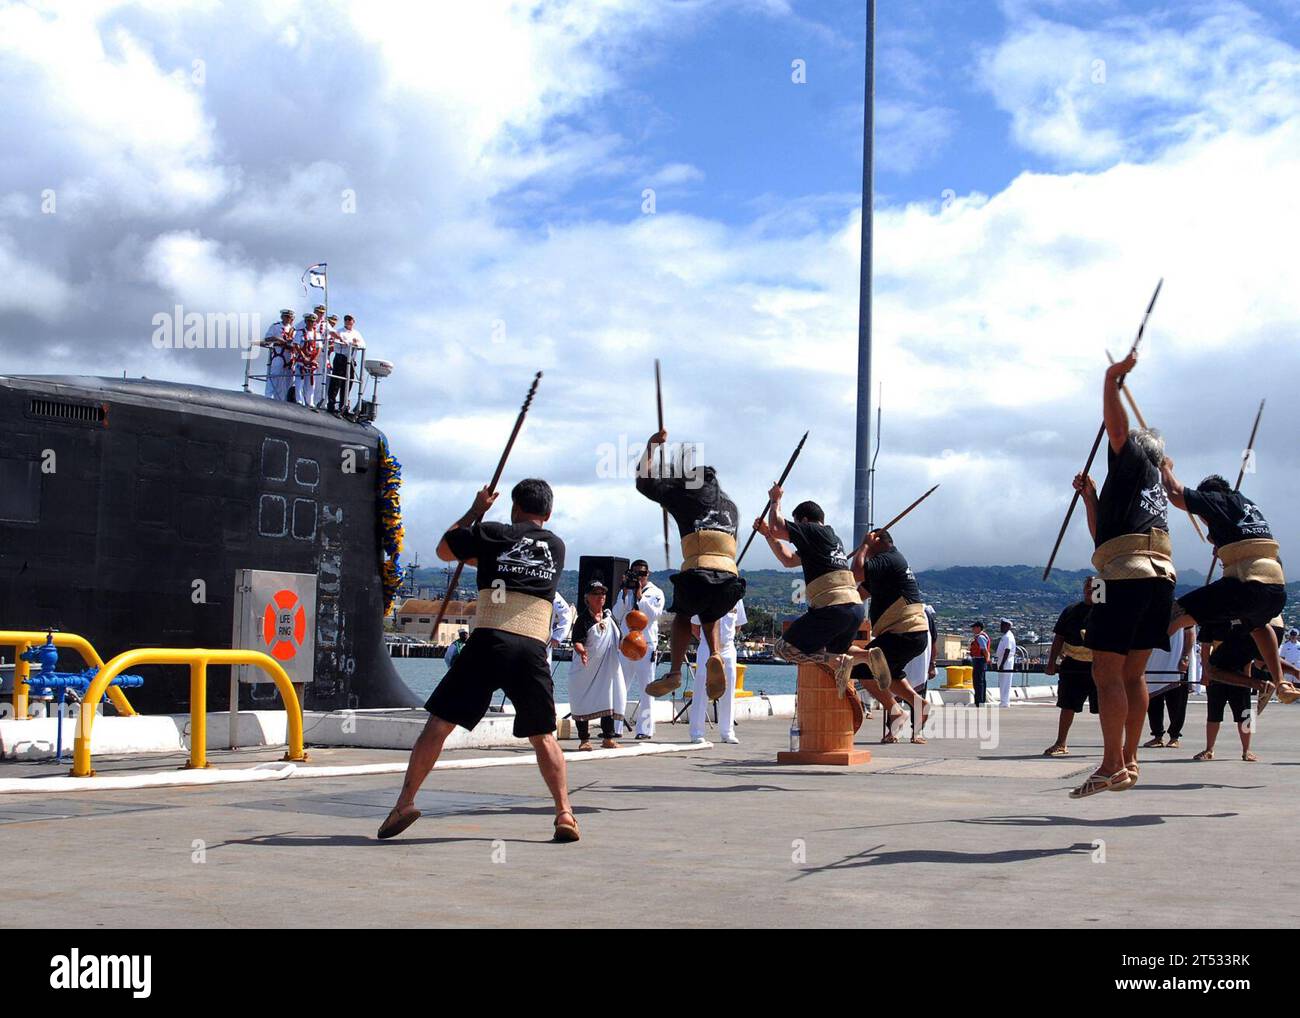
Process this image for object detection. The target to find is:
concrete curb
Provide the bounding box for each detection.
[0,738,712,795]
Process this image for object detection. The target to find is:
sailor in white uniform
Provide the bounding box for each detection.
[547,591,572,666]
[995,618,1018,707]
[260,309,296,401]
[611,559,665,739]
[291,312,320,406]
[689,599,746,744]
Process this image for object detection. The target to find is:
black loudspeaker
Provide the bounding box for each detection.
[577,555,630,606]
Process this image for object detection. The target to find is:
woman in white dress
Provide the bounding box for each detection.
[567,581,627,751]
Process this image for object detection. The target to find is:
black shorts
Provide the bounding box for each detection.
[1085,577,1174,655]
[863,630,928,683]
[424,628,556,738]
[1178,578,1285,631]
[1056,660,1098,714]
[1208,624,1284,675]
[783,602,866,655]
[1207,681,1251,725]
[668,568,746,626]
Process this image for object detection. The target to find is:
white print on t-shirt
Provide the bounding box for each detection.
[496,535,558,579]
[1238,500,1270,535]
[1138,483,1168,519]
[694,508,737,535]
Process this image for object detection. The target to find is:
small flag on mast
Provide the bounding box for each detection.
[303,263,328,291]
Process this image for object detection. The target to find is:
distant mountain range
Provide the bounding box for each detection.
[403,563,1300,640]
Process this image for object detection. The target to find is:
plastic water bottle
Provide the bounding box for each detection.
[789,711,800,753]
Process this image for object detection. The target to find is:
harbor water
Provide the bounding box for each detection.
[390,657,1026,703]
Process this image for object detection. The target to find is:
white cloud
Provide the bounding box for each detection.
[2,0,1299,580]
[979,4,1300,167]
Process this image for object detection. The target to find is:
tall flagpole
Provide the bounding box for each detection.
[852,0,876,547]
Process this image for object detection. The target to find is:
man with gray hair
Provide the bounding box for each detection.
[1069,350,1176,798]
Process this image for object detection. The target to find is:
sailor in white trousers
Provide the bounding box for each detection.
[547,591,572,666]
[611,560,665,739]
[689,600,746,744]
[995,618,1018,707]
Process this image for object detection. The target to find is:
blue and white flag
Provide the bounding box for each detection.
[302,262,328,291]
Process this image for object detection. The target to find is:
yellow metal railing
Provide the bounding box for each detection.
[1,630,137,720]
[73,648,307,777]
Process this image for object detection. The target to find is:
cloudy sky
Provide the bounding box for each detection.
[2,0,1298,573]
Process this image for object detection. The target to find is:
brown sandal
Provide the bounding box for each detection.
[577,741,593,752]
[377,805,421,840]
[1243,751,1258,762]
[1193,749,1214,761]
[601,738,619,750]
[553,810,581,842]
[1043,744,1069,757]
[1068,769,1132,799]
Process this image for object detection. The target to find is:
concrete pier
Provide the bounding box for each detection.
[2,700,1296,928]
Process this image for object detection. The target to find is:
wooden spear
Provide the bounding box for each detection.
[1042,279,1163,580]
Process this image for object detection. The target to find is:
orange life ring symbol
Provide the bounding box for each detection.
[263,589,307,661]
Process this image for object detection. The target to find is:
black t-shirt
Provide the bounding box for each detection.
[637,471,739,541]
[1095,435,1168,546]
[444,521,565,600]
[571,606,610,646]
[1183,488,1273,547]
[783,519,851,584]
[861,547,922,625]
[1054,601,1090,646]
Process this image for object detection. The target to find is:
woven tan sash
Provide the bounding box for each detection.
[681,530,738,574]
[1218,539,1285,585]
[473,590,553,643]
[806,569,862,609]
[872,597,928,637]
[1062,641,1093,664]
[1091,529,1176,583]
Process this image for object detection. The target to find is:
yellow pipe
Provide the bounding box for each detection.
[186,659,208,769]
[73,648,305,777]
[0,630,137,718]
[12,642,31,721]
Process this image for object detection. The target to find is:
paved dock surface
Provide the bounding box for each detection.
[4,701,1298,928]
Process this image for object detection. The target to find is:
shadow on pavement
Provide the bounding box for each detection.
[793,841,1095,877]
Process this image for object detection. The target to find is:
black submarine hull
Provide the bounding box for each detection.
[0,375,420,713]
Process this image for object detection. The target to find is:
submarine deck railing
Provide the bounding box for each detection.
[73,649,307,777]
[1,631,137,721]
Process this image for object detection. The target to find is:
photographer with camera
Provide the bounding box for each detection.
[612,558,665,740]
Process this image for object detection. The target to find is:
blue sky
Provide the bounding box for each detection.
[3,0,1300,573]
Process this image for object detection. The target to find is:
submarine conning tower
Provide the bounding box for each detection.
[0,374,420,714]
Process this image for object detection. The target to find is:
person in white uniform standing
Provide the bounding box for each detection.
[547,591,572,666]
[1281,629,1300,680]
[612,559,665,740]
[995,618,1018,707]
[689,599,747,744]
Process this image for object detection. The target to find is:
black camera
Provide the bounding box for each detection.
[622,568,640,591]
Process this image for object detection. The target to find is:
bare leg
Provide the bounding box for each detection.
[1204,720,1221,754]
[1091,651,1129,776]
[1249,625,1287,690]
[701,619,720,656]
[394,715,456,812]
[1238,718,1254,759]
[1121,649,1152,769]
[1051,708,1076,750]
[529,733,573,818]
[1207,663,1264,692]
[668,611,693,678]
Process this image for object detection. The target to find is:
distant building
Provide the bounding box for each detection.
[394,598,477,646]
